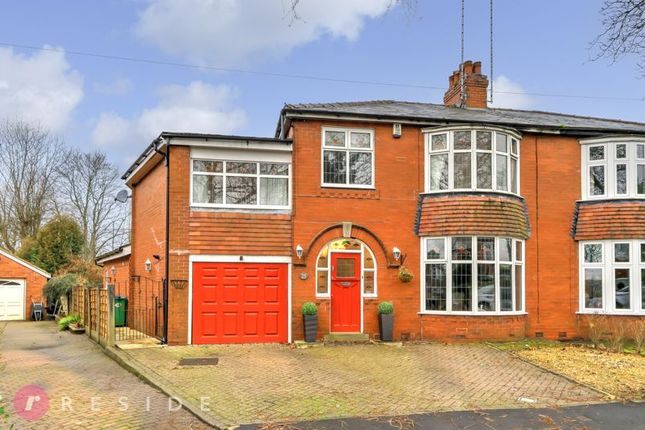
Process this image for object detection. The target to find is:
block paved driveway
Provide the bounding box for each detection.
[123,341,606,428]
[0,321,209,429]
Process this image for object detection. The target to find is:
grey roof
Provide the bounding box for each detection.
[159,131,292,144]
[281,100,645,135]
[121,132,292,181]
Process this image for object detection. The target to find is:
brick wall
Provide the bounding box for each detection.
[130,158,166,330]
[102,255,130,295]
[521,133,581,340]
[291,120,422,341]
[0,254,48,320]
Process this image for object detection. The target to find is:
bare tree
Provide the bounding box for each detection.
[0,120,63,252]
[57,149,129,259]
[592,0,645,75]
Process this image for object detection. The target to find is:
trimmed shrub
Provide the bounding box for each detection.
[301,302,317,316]
[378,301,394,315]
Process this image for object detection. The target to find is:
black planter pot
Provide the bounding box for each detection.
[378,313,394,342]
[303,314,318,342]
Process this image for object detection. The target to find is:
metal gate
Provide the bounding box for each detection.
[113,277,164,342]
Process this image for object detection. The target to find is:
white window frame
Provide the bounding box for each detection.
[190,158,292,210]
[578,239,645,315]
[315,239,378,298]
[321,127,375,189]
[580,137,645,200]
[419,236,525,316]
[423,126,521,196]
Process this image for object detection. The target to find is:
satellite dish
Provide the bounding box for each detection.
[115,190,130,203]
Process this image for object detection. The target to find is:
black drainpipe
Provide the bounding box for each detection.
[154,138,169,344]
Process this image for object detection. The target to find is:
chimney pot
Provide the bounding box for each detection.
[443,60,489,109]
[463,60,473,74]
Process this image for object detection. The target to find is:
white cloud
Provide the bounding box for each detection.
[488,75,535,110]
[94,78,133,96]
[135,0,392,66]
[0,46,83,131]
[92,81,247,164]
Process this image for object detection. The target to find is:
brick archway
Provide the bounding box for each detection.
[297,223,398,269]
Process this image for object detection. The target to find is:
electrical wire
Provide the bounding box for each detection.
[0,42,642,102]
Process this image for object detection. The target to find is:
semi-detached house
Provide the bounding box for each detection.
[122,61,645,345]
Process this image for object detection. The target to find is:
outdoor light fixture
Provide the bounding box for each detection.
[144,259,152,273]
[392,247,401,261]
[110,266,117,277]
[295,244,304,259]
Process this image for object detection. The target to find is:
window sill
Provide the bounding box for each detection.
[421,190,523,199]
[576,311,645,316]
[321,185,375,190]
[418,311,527,317]
[190,204,291,213]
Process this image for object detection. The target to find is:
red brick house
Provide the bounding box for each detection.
[0,248,50,320]
[122,61,645,344]
[96,244,131,290]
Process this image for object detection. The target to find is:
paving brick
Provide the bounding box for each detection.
[0,322,209,429]
[122,340,604,428]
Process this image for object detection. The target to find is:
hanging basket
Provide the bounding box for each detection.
[398,267,414,283]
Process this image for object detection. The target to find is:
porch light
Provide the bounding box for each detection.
[144,259,152,273]
[392,247,401,261]
[295,244,304,259]
[110,266,117,277]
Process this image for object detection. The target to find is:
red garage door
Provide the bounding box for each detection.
[192,262,288,344]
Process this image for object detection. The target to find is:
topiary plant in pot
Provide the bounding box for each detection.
[378,301,394,342]
[302,302,318,342]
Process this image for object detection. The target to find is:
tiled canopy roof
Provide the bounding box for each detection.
[572,200,645,240]
[415,193,530,240]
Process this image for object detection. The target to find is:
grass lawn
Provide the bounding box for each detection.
[490,339,645,400]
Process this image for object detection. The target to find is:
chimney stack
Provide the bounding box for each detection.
[443,60,489,109]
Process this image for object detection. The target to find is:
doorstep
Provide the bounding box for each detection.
[323,333,370,343]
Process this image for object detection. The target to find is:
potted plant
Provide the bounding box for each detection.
[378,301,394,342]
[302,302,318,342]
[58,314,84,334]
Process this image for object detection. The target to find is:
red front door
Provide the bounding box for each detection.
[330,253,361,332]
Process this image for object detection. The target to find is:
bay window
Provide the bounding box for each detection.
[322,127,374,188]
[192,159,290,208]
[426,128,520,194]
[422,236,525,314]
[581,138,645,199]
[579,240,645,314]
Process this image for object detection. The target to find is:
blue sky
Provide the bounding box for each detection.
[0,0,643,169]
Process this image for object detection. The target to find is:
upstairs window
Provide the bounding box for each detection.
[426,128,520,194]
[581,139,645,199]
[322,127,374,188]
[191,159,290,209]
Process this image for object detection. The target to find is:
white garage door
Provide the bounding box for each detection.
[0,279,25,321]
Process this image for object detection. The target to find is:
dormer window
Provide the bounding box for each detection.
[425,127,520,195]
[581,138,645,200]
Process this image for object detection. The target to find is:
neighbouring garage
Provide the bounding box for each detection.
[0,279,25,320]
[0,249,50,321]
[191,261,289,344]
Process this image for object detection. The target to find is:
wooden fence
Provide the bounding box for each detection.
[70,285,114,347]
